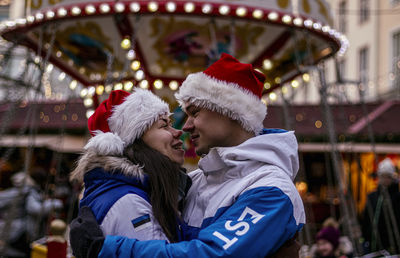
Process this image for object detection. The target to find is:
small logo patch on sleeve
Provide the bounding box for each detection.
[131,214,151,231]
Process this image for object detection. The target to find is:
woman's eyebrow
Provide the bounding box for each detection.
[160,118,170,124]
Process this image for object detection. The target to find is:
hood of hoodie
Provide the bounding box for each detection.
[200,130,299,181]
[70,148,145,183]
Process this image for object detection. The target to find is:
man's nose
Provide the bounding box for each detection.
[182,117,194,132]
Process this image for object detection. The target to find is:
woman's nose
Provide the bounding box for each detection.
[172,128,183,138]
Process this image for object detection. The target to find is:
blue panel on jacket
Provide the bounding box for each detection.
[80,168,150,224]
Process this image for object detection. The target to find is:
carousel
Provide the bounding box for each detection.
[0,0,346,109]
[5,0,392,258]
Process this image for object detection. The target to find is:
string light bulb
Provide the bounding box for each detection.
[154,79,163,89]
[121,38,131,49]
[139,80,149,89]
[166,2,176,12]
[130,60,140,71]
[69,80,78,90]
[169,80,178,90]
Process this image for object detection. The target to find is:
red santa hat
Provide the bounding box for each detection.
[85,89,170,156]
[175,53,267,134]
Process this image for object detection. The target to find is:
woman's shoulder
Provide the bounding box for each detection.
[108,193,153,217]
[101,193,168,240]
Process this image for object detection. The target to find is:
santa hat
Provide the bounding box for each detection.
[85,89,170,156]
[316,226,340,249]
[377,158,396,178]
[175,53,267,134]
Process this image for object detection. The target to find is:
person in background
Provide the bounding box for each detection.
[361,157,400,255]
[46,219,68,258]
[0,168,63,257]
[309,217,353,258]
[69,53,305,257]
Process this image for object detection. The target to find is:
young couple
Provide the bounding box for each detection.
[69,53,305,257]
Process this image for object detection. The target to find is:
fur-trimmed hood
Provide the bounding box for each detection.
[70,149,144,183]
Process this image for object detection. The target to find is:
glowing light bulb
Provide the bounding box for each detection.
[115,3,125,12]
[130,2,140,12]
[100,4,110,13]
[148,2,158,12]
[139,80,149,89]
[202,4,212,13]
[252,9,263,19]
[154,79,163,89]
[184,2,195,13]
[130,60,141,71]
[269,92,277,101]
[263,59,273,70]
[219,5,230,15]
[69,80,77,90]
[282,15,292,24]
[236,7,247,17]
[169,80,178,90]
[166,2,176,12]
[135,70,144,81]
[85,5,96,14]
[71,6,81,16]
[121,38,131,49]
[124,81,134,91]
[268,12,278,21]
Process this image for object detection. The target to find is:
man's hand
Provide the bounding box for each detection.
[69,206,105,258]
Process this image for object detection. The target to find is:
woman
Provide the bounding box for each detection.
[70,89,190,243]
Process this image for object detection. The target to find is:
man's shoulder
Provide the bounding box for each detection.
[249,164,292,182]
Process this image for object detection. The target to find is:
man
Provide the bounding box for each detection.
[70,53,305,257]
[361,158,400,254]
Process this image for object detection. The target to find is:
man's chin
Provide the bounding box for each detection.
[195,146,209,156]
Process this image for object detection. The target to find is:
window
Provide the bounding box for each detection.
[393,31,400,89]
[359,0,370,23]
[391,0,400,6]
[359,47,369,94]
[338,1,347,33]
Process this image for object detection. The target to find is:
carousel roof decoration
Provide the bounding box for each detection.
[0,0,348,111]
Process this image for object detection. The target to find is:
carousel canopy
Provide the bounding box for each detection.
[0,0,347,101]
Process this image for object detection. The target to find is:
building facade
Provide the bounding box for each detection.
[282,0,400,105]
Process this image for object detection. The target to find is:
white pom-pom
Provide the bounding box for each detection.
[84,131,125,156]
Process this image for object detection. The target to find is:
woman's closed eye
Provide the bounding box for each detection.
[159,119,172,129]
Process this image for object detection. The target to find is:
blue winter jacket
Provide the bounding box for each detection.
[71,150,189,242]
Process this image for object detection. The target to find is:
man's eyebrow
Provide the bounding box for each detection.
[186,105,196,113]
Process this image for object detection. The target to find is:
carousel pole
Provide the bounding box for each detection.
[317,63,362,255]
[280,91,292,130]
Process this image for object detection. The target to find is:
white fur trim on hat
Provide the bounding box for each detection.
[84,131,125,156]
[175,72,267,134]
[108,88,170,146]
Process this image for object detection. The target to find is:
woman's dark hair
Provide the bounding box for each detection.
[124,139,181,242]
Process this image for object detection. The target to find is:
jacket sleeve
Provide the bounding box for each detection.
[98,186,303,258]
[101,194,168,241]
